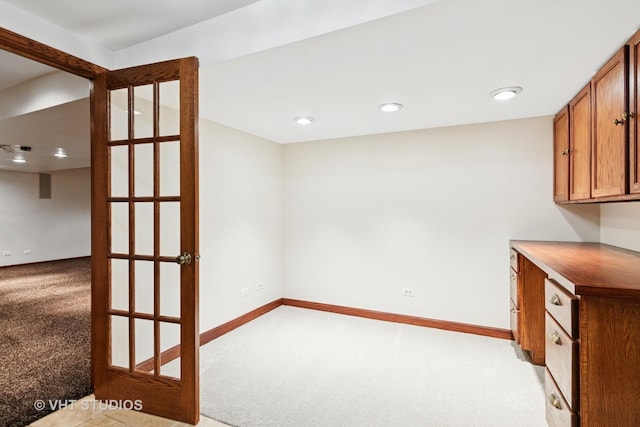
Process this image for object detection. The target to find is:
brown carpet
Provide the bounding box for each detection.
[0,258,92,427]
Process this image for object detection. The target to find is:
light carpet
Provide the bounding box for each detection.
[178,306,546,427]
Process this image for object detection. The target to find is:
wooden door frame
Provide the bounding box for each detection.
[0,25,105,380]
[0,27,106,78]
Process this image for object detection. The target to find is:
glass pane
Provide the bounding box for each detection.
[159,80,180,136]
[110,259,129,311]
[110,315,129,369]
[135,202,154,256]
[161,358,181,380]
[159,141,180,197]
[134,318,155,369]
[134,143,154,197]
[134,260,154,315]
[111,202,129,254]
[160,202,180,257]
[134,84,154,139]
[160,262,180,318]
[160,322,181,379]
[110,145,128,197]
[110,88,128,141]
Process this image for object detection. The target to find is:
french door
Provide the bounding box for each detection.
[91,57,200,424]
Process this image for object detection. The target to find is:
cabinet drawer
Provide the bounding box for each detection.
[510,299,520,343]
[510,270,520,307]
[510,248,521,273]
[545,279,578,338]
[545,313,579,410]
[545,369,578,427]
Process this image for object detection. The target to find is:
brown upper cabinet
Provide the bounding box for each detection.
[570,84,592,200]
[553,85,592,202]
[630,32,640,194]
[553,106,569,202]
[591,47,628,198]
[553,29,640,203]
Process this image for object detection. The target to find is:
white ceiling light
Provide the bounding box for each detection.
[13,154,26,163]
[378,103,403,112]
[490,86,523,100]
[294,116,314,125]
[54,148,68,158]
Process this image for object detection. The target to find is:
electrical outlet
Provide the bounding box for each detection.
[241,288,249,297]
[402,288,415,297]
[257,282,264,291]
[24,249,32,255]
[2,251,11,256]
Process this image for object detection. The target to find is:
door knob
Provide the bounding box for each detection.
[176,252,192,265]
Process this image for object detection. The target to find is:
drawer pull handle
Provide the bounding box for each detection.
[549,393,562,410]
[550,294,561,306]
[550,331,562,345]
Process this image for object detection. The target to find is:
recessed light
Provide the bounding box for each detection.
[378,103,403,112]
[13,154,26,163]
[294,116,314,125]
[490,86,523,100]
[54,148,67,158]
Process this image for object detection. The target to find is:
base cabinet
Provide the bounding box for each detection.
[545,369,578,427]
[510,241,640,427]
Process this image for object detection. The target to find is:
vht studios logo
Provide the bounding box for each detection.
[33,399,143,411]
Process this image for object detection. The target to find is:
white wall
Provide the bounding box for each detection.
[198,119,283,332]
[0,167,91,267]
[600,202,640,251]
[282,116,600,329]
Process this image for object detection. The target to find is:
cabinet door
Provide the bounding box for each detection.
[591,46,629,198]
[569,85,592,200]
[630,32,640,193]
[554,107,570,202]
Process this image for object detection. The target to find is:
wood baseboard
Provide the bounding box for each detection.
[137,296,512,371]
[0,255,91,270]
[200,299,283,346]
[282,298,513,340]
[137,299,283,372]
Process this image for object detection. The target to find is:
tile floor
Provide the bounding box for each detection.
[29,395,230,427]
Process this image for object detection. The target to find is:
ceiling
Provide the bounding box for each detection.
[0,98,89,173]
[0,50,55,92]
[1,0,640,173]
[0,0,262,50]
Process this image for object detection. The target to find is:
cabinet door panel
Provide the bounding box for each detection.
[630,34,640,193]
[569,85,592,200]
[591,47,628,198]
[554,107,570,202]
